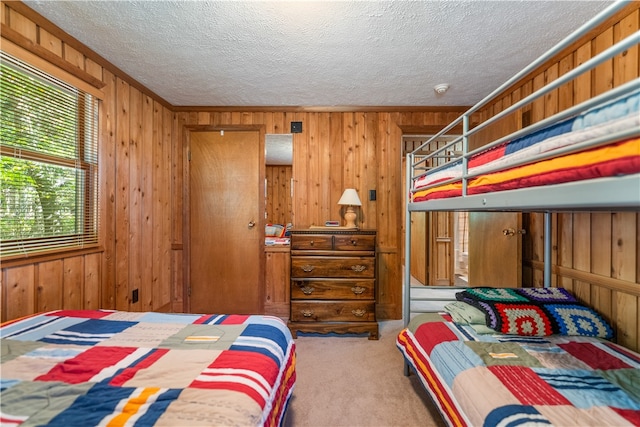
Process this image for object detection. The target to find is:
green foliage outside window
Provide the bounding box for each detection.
[0,53,98,256]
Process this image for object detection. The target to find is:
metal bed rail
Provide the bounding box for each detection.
[410,79,640,193]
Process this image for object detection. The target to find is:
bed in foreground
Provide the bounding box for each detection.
[397,287,640,427]
[0,310,296,426]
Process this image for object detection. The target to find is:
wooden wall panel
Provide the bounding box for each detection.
[5,266,35,319]
[153,103,170,310]
[265,165,292,225]
[128,86,142,311]
[84,253,101,310]
[2,254,102,319]
[36,260,63,313]
[7,7,36,41]
[264,248,290,318]
[172,109,462,319]
[115,77,131,311]
[101,69,117,310]
[140,94,154,311]
[62,256,83,310]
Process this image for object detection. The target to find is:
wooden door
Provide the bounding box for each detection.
[468,212,522,287]
[409,211,427,285]
[189,130,264,314]
[429,211,453,286]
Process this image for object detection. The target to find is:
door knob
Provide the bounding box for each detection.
[502,228,526,236]
[248,221,256,229]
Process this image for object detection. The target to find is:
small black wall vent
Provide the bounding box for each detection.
[291,121,303,133]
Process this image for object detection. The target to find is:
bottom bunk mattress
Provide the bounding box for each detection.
[397,312,640,427]
[0,310,296,427]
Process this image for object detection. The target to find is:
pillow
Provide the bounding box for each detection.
[456,287,613,339]
[544,303,613,339]
[444,301,486,325]
[513,287,578,304]
[444,301,496,334]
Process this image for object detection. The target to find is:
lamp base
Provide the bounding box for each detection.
[343,206,357,228]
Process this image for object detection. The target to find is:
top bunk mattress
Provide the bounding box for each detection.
[411,90,640,204]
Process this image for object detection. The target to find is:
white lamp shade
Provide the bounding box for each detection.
[337,188,362,206]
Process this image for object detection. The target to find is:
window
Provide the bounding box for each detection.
[1,52,99,258]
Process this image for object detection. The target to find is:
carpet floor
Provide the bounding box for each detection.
[282,320,446,427]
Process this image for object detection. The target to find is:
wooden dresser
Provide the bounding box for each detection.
[288,229,378,340]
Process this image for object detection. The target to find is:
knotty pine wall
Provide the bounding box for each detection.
[170,108,464,320]
[265,165,292,226]
[474,4,640,351]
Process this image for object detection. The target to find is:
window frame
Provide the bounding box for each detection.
[1,51,101,260]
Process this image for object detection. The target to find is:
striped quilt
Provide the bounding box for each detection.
[397,313,640,427]
[0,310,296,426]
[411,90,640,202]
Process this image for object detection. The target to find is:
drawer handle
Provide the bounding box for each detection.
[351,265,367,272]
[351,286,366,295]
[301,286,315,295]
[302,265,315,272]
[309,240,314,246]
[352,309,366,317]
[350,239,358,246]
[301,310,314,317]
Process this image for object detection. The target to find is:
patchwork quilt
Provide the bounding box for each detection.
[0,310,296,426]
[397,312,640,427]
[411,90,640,202]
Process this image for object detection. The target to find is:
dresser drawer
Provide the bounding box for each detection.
[290,234,333,250]
[290,301,376,322]
[291,257,375,278]
[291,279,375,300]
[333,234,375,251]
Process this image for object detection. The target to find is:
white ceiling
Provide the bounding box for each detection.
[24,0,612,107]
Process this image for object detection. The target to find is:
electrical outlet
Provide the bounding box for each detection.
[132,289,139,303]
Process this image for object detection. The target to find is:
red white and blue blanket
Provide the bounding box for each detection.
[412,91,640,202]
[0,310,296,426]
[397,312,640,427]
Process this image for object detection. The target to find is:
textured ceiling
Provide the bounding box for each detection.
[24,0,612,107]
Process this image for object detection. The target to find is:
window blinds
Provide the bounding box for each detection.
[0,52,100,258]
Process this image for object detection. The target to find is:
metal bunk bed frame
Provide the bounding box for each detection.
[403,0,640,334]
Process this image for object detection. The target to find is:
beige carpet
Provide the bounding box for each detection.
[282,320,446,427]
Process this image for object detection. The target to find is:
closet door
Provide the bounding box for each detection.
[189,130,264,314]
[429,211,453,286]
[409,211,427,285]
[468,212,522,287]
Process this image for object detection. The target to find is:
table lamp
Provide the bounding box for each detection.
[338,188,362,228]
